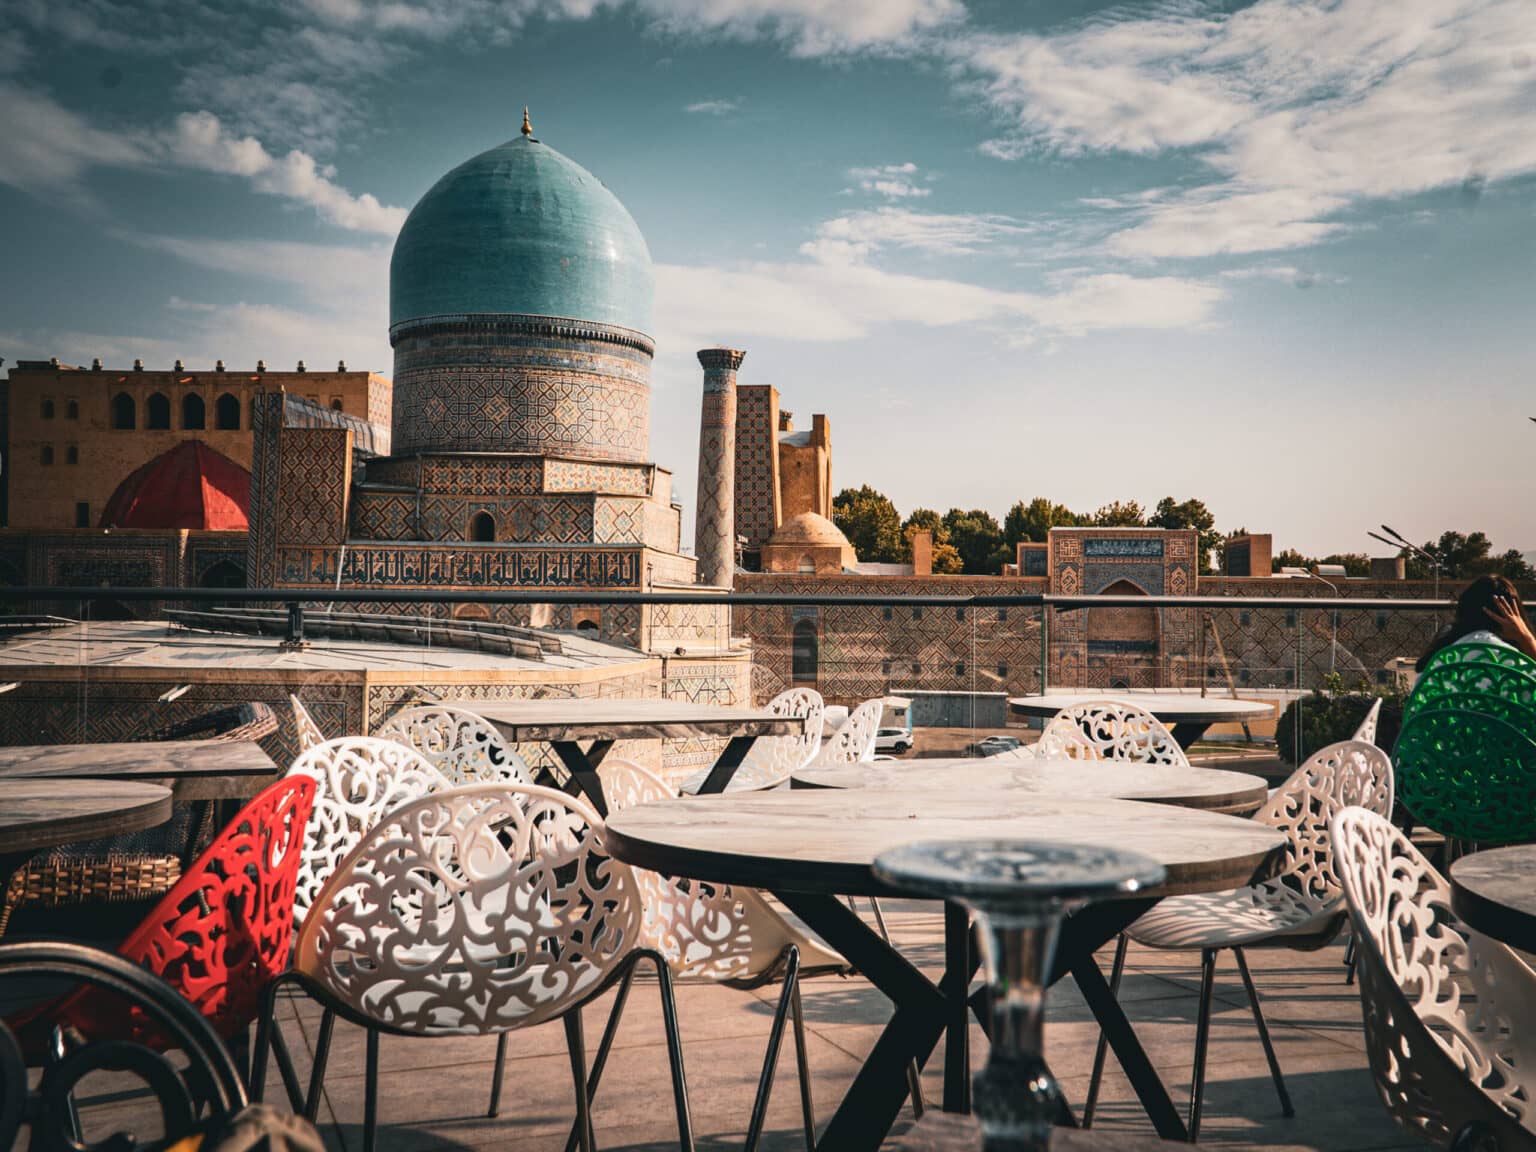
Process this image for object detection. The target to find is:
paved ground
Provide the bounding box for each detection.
[70,899,1418,1151]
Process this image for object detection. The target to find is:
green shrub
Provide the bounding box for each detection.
[1276,674,1404,764]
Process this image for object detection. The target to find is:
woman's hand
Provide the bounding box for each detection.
[1484,594,1536,660]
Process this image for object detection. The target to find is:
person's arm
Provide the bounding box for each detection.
[1484,595,1536,662]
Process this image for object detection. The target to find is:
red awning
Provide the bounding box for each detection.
[99,440,251,530]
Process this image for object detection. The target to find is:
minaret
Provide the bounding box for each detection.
[694,347,746,586]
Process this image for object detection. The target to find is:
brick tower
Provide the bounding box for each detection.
[694,347,746,586]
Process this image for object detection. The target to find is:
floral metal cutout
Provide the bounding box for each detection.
[375,704,534,786]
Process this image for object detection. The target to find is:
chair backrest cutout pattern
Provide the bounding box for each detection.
[285,737,450,923]
[1041,701,1189,767]
[1332,807,1536,1146]
[294,782,637,1034]
[375,704,533,786]
[289,695,327,753]
[816,699,884,766]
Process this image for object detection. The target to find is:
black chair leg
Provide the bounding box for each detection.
[1083,932,1129,1127]
[565,1010,595,1152]
[363,1026,381,1152]
[252,974,309,1114]
[306,1008,335,1122]
[746,946,801,1152]
[488,1033,508,1118]
[650,952,696,1152]
[563,961,640,1152]
[1189,949,1217,1142]
[1342,934,1358,985]
[1233,948,1294,1118]
[789,973,816,1151]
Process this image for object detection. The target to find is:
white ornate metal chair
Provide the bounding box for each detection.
[1040,700,1190,767]
[1333,807,1536,1150]
[598,757,843,1151]
[1084,738,1395,1139]
[1354,697,1384,745]
[679,687,826,794]
[289,694,327,753]
[283,736,452,925]
[811,698,883,766]
[374,703,534,786]
[273,782,692,1152]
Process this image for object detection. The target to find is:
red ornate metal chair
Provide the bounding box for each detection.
[8,776,316,1099]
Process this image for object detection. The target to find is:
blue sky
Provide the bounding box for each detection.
[2,0,1533,558]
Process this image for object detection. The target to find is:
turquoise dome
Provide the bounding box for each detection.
[390,134,653,336]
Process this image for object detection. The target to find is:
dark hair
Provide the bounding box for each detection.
[1417,573,1524,671]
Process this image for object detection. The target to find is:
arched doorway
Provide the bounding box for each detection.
[791,618,818,684]
[1086,579,1160,688]
[470,511,495,542]
[199,560,246,588]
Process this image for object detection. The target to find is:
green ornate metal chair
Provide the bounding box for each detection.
[1394,707,1536,844]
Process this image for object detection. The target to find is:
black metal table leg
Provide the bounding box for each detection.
[695,735,758,795]
[941,901,972,1114]
[551,741,610,817]
[1055,898,1190,1142]
[776,892,970,1152]
[1168,722,1208,750]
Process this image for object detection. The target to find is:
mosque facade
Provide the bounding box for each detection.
[246,113,748,710]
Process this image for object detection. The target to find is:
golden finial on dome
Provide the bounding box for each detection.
[521,106,533,137]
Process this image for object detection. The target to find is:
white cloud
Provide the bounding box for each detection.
[165,112,407,234]
[0,85,404,236]
[656,203,1224,352]
[0,83,151,200]
[959,0,1536,259]
[802,206,1032,263]
[685,99,739,115]
[846,162,931,199]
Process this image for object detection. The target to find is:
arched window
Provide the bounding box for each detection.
[182,393,206,430]
[66,399,79,419]
[215,392,241,430]
[111,392,136,430]
[146,392,171,429]
[792,619,819,683]
[797,555,817,574]
[470,511,495,542]
[199,560,246,588]
[41,398,54,419]
[576,619,599,633]
[330,398,344,411]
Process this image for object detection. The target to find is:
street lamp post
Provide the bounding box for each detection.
[1374,525,1442,602]
[1296,570,1339,676]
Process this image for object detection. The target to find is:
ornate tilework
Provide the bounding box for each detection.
[248,391,283,588]
[275,428,352,546]
[276,544,644,588]
[391,323,652,461]
[545,459,653,495]
[694,351,743,587]
[733,385,780,553]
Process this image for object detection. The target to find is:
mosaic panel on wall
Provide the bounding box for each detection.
[391,323,652,461]
[248,392,283,588]
[419,495,594,544]
[275,544,645,589]
[275,428,351,547]
[349,489,415,540]
[545,459,653,496]
[733,386,780,553]
[647,599,732,651]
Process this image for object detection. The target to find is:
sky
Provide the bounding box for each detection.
[1,0,1533,559]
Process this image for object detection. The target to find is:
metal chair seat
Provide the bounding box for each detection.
[1127,882,1342,951]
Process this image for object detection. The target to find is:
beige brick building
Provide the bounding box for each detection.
[1,359,389,530]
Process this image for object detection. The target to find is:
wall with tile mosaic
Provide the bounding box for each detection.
[733,384,780,555]
[391,319,652,461]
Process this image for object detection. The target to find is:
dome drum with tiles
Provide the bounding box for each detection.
[388,114,655,461]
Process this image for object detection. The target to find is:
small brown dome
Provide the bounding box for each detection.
[768,512,853,549]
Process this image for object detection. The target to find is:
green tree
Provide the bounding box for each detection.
[1093,500,1146,527]
[1003,498,1087,546]
[1407,531,1536,581]
[1148,496,1221,573]
[943,508,1007,574]
[1274,548,1311,571]
[831,485,904,564]
[902,508,963,573]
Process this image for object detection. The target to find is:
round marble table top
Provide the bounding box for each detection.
[1450,845,1536,953]
[0,779,174,856]
[1008,692,1274,724]
[791,757,1269,814]
[604,789,1286,900]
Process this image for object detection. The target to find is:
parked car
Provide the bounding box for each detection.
[969,735,1023,758]
[874,727,912,754]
